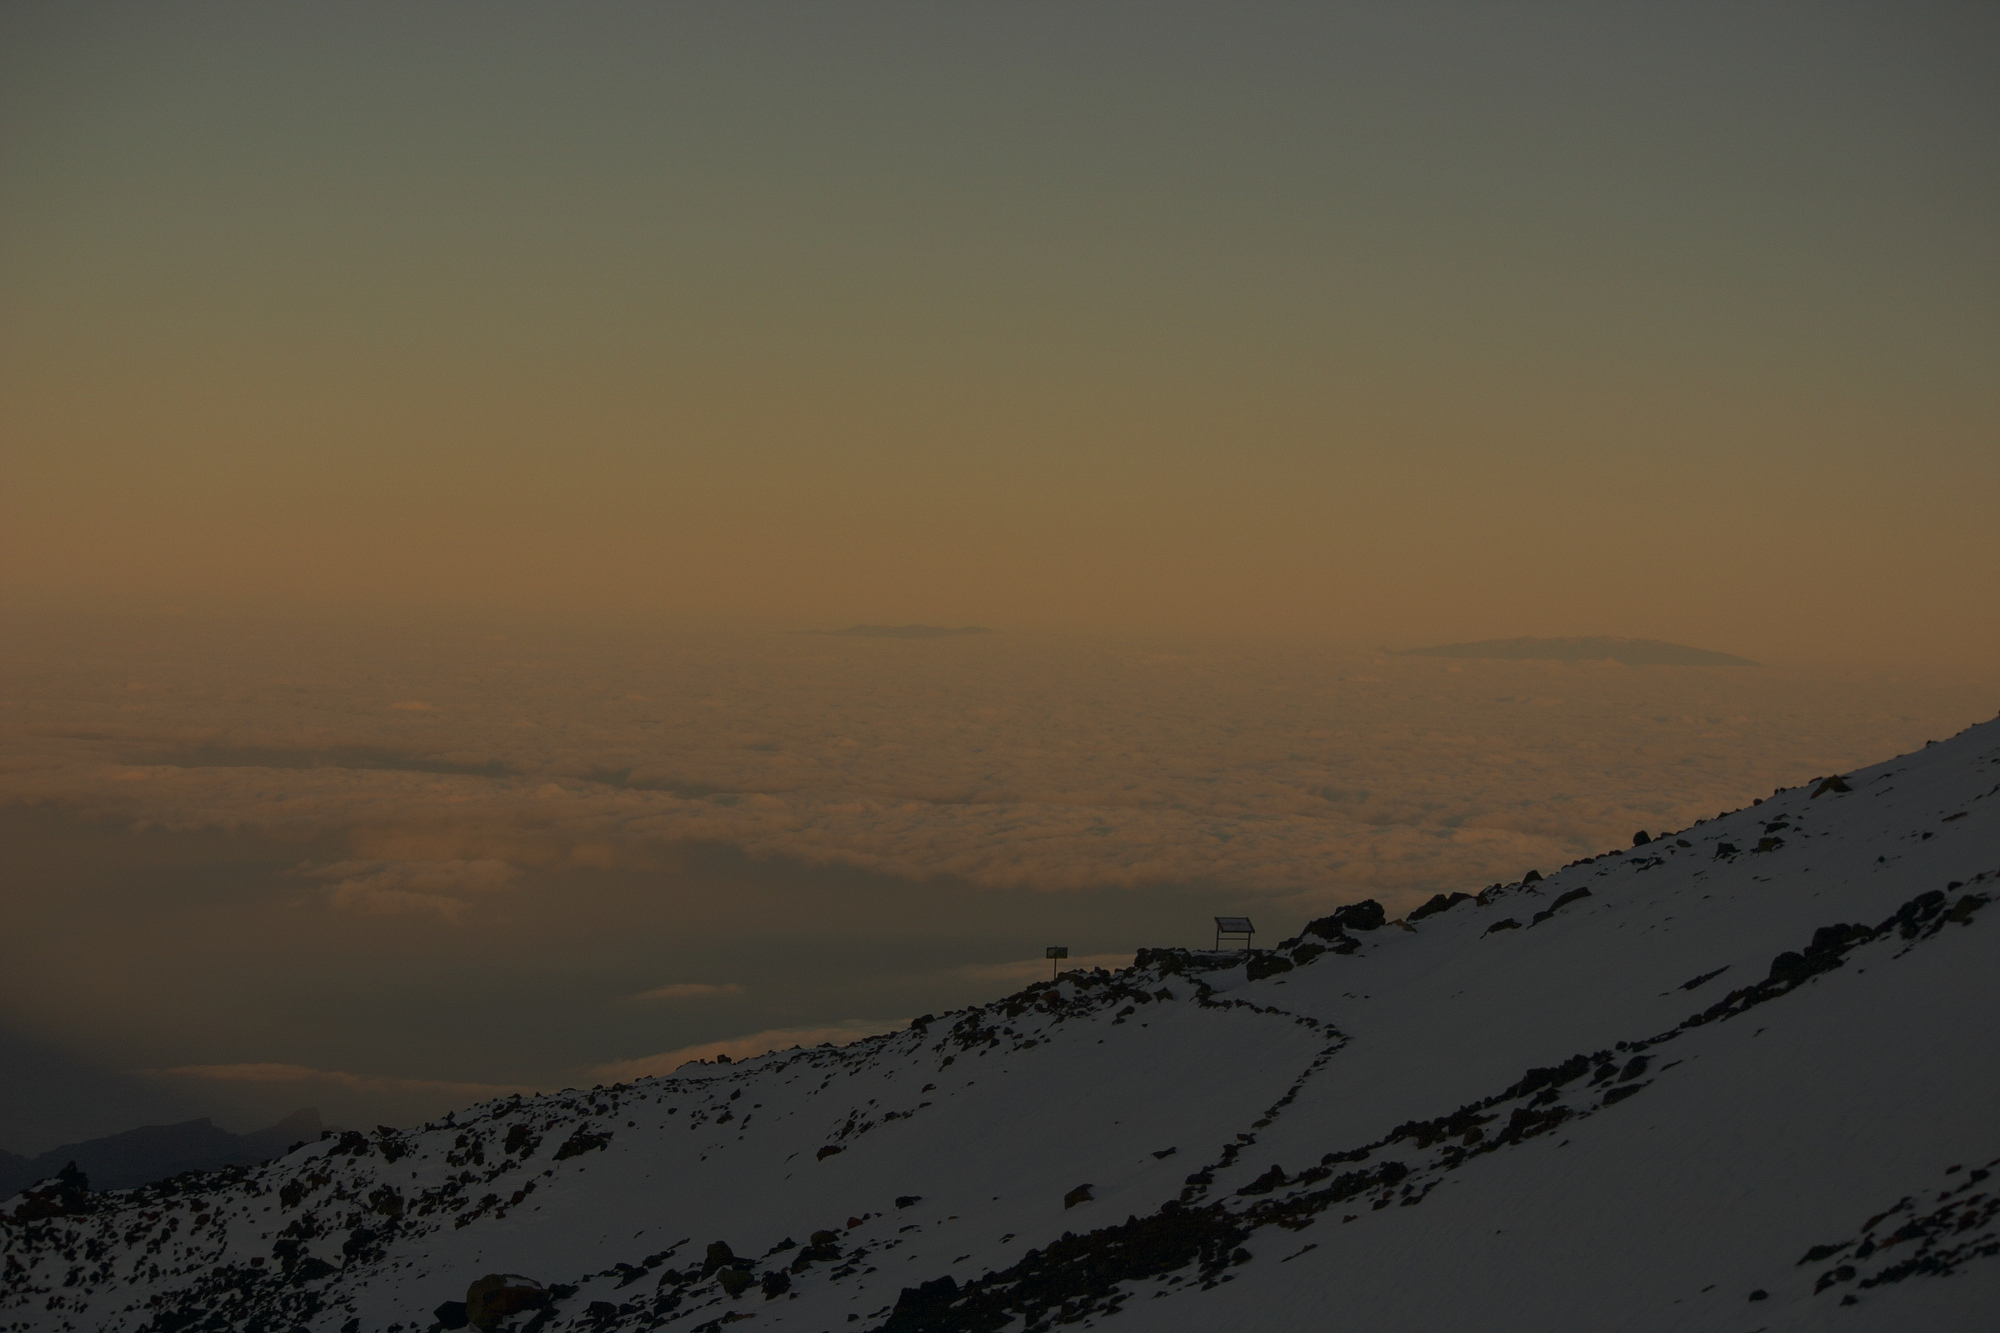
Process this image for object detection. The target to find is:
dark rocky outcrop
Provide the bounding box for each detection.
[1329,900,1386,932]
[1245,953,1295,982]
[1408,892,1473,922]
[551,1126,611,1161]
[464,1274,548,1329]
[5,1162,92,1221]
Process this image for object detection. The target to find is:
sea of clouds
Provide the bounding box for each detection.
[10,617,1985,914]
[3,613,1993,1146]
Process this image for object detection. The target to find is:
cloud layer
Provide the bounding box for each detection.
[148,1063,532,1100]
[590,1020,903,1082]
[6,620,1993,917]
[628,983,746,1001]
[290,859,520,919]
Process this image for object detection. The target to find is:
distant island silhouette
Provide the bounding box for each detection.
[0,1108,325,1197]
[1397,636,1756,666]
[812,625,994,639]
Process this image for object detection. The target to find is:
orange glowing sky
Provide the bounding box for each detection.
[2,2,1995,667]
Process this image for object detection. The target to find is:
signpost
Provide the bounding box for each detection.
[1214,916,1255,951]
[1046,945,1069,980]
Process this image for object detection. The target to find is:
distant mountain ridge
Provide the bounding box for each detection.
[0,1108,324,1198]
[1398,635,1756,666]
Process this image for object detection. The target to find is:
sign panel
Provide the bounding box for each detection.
[1214,917,1255,934]
[1045,946,1069,959]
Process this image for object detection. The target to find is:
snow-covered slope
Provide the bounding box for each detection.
[7,716,1999,1333]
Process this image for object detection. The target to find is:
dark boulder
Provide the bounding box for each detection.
[464,1274,549,1330]
[551,1126,610,1161]
[1632,830,1652,846]
[884,1275,961,1333]
[1245,952,1294,981]
[432,1300,469,1330]
[1330,900,1386,931]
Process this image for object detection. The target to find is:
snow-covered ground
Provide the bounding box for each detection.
[6,715,1997,1333]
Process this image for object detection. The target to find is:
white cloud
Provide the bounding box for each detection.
[148,1062,532,1098]
[591,1020,903,1081]
[291,859,519,920]
[627,982,745,1001]
[4,626,1992,907]
[957,954,1133,983]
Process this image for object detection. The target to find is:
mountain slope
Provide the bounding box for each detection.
[5,716,1997,1333]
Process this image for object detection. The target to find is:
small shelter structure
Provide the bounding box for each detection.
[1214,916,1254,950]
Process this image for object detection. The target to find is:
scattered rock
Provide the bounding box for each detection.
[464,1274,549,1330]
[1632,830,1652,846]
[1811,775,1852,797]
[1237,1166,1288,1196]
[884,1275,960,1332]
[1484,919,1521,936]
[717,1267,756,1297]
[1530,887,1593,926]
[1522,870,1543,883]
[551,1126,610,1161]
[817,1145,843,1160]
[432,1300,469,1330]
[1064,1183,1095,1208]
[1245,953,1295,981]
[8,1162,92,1221]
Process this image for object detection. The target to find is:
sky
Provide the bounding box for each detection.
[2,1,1996,663]
[2,2,1997,1152]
